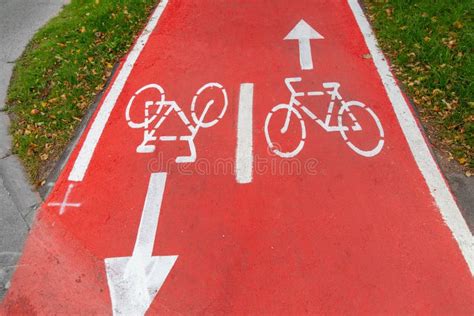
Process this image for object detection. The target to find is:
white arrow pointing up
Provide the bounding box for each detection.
[284,19,324,70]
[105,173,178,316]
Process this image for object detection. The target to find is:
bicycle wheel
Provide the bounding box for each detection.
[264,104,306,158]
[125,84,165,129]
[337,101,384,157]
[191,82,228,128]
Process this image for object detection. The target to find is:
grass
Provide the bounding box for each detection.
[6,0,157,185]
[364,0,473,171]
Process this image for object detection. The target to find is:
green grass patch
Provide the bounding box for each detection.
[364,0,473,170]
[7,0,157,184]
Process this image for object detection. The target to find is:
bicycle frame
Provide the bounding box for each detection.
[281,77,360,133]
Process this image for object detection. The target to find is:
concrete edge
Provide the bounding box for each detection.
[404,93,474,234]
[0,0,73,299]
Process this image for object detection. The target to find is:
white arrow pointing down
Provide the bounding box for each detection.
[105,173,178,315]
[285,19,324,70]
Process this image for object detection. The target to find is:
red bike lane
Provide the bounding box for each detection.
[2,0,473,314]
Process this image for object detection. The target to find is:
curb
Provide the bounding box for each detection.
[0,0,70,300]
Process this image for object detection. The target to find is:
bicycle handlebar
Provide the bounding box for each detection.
[284,78,341,100]
[284,77,302,95]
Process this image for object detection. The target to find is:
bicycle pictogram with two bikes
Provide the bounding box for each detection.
[125,77,384,162]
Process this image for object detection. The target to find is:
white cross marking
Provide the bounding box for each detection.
[47,184,81,215]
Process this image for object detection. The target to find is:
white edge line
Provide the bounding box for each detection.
[68,0,169,182]
[235,83,254,184]
[348,0,473,274]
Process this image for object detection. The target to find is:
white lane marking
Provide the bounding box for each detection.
[284,19,324,70]
[348,0,474,274]
[47,184,81,215]
[133,173,167,259]
[68,0,169,182]
[105,173,178,315]
[235,83,254,184]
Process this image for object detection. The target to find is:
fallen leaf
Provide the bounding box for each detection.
[453,21,463,29]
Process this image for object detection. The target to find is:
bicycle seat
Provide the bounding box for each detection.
[322,82,340,89]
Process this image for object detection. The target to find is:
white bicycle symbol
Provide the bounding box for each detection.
[264,77,384,158]
[126,82,228,163]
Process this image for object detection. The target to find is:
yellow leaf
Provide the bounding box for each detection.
[453,21,463,29]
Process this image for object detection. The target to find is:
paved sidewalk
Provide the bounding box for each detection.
[0,0,69,299]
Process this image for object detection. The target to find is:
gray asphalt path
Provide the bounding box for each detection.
[0,0,69,300]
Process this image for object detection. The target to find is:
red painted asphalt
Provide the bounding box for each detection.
[2,0,473,314]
